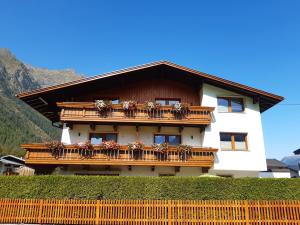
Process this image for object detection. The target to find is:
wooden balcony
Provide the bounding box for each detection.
[57,102,214,126]
[22,144,218,167]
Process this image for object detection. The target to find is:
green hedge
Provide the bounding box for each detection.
[0,176,299,200]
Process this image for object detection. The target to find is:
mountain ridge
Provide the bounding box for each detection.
[0,48,84,156]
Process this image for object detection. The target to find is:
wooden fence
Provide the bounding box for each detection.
[0,199,299,224]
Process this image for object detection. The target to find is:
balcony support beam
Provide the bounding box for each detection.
[175,166,180,172]
[179,126,184,133]
[200,126,205,133]
[157,126,161,133]
[113,125,118,132]
[90,123,96,131]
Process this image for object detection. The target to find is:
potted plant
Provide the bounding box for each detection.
[152,143,169,160]
[171,102,189,114]
[95,100,112,116]
[75,141,94,158]
[144,101,161,117]
[122,100,137,113]
[176,144,192,160]
[46,141,65,159]
[100,140,120,159]
[128,141,144,159]
[144,101,161,112]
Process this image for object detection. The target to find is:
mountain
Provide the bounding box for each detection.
[0,48,83,157]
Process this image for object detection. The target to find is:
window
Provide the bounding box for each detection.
[89,133,117,144]
[220,133,248,150]
[111,98,120,104]
[154,134,181,146]
[217,174,233,178]
[96,98,120,104]
[159,174,175,176]
[155,99,180,106]
[75,173,119,176]
[217,97,244,112]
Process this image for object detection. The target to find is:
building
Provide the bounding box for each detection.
[259,159,293,178]
[17,61,283,177]
[0,155,34,176]
[282,149,300,178]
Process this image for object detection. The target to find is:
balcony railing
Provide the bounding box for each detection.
[57,102,214,125]
[22,144,218,167]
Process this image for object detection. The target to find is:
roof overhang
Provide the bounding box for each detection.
[16,61,284,123]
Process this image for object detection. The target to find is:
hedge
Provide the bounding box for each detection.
[0,176,299,200]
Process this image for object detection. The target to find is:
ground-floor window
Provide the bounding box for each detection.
[159,174,175,176]
[75,173,119,176]
[89,133,118,144]
[216,174,233,178]
[154,134,181,145]
[220,132,248,150]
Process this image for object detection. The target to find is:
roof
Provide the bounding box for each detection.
[267,159,288,168]
[265,159,291,173]
[0,155,25,166]
[16,61,284,122]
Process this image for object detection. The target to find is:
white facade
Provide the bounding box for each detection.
[201,84,267,176]
[60,82,268,178]
[259,172,291,178]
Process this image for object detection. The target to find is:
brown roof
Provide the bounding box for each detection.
[17,61,284,122]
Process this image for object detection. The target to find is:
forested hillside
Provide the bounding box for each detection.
[0,49,83,156]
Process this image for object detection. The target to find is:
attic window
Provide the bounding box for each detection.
[217,97,244,112]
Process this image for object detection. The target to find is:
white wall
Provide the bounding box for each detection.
[201,84,267,173]
[259,171,291,178]
[61,124,202,147]
[59,165,203,176]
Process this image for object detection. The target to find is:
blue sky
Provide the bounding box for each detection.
[1,0,299,159]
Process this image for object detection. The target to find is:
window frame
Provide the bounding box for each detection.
[219,132,248,151]
[89,132,118,144]
[153,134,182,146]
[155,98,181,106]
[217,97,245,113]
